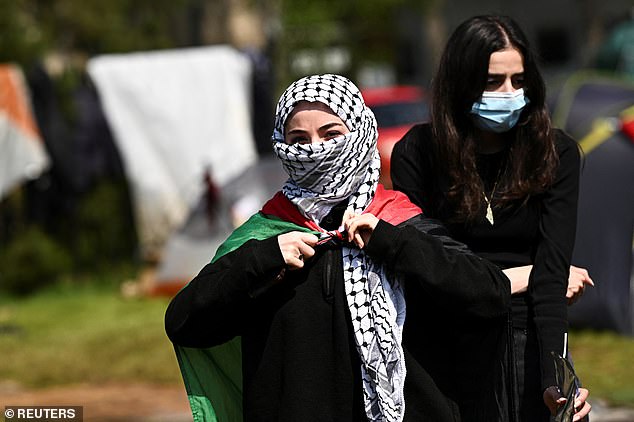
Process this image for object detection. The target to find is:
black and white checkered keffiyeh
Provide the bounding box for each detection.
[272,74,406,421]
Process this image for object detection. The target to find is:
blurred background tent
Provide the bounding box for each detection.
[595,17,634,77]
[0,64,50,200]
[550,71,634,335]
[87,45,258,264]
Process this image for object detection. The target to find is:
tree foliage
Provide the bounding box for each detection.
[0,0,196,66]
[278,0,433,87]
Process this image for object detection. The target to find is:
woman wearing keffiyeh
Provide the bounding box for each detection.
[165,74,512,422]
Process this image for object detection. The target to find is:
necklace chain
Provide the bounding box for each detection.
[482,163,504,225]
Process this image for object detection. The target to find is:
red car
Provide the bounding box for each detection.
[362,85,429,189]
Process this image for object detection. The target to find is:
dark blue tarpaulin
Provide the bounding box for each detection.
[551,72,634,335]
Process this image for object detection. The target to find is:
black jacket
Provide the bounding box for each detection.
[165,211,511,421]
[391,123,580,391]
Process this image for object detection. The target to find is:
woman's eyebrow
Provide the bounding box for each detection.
[286,121,346,136]
[488,71,525,76]
[319,122,346,131]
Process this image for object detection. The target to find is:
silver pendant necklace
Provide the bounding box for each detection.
[483,191,496,225]
[482,164,503,225]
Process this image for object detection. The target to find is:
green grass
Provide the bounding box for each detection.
[0,278,181,388]
[570,329,634,407]
[1,278,633,410]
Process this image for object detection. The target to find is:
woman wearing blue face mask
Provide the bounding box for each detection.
[391,15,592,422]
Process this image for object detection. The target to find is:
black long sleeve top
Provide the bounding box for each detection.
[391,123,580,390]
[165,206,511,421]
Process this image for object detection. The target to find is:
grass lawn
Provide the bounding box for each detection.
[0,278,182,388]
[1,276,633,409]
[570,329,634,407]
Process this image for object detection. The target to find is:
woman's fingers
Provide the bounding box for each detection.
[278,232,318,269]
[570,265,595,286]
[573,401,592,421]
[343,213,379,249]
[567,266,594,305]
[573,388,591,421]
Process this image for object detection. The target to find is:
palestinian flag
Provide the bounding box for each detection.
[173,185,421,421]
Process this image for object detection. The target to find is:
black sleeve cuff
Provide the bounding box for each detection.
[245,236,288,297]
[364,219,400,264]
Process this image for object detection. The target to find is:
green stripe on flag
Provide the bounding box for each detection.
[176,212,319,421]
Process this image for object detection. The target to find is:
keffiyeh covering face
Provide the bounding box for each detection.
[272,73,381,224]
[272,74,406,421]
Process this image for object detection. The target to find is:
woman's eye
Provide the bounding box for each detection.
[325,131,343,140]
[512,76,525,89]
[486,78,501,89]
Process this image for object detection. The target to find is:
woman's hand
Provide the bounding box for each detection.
[573,388,592,421]
[543,386,591,421]
[342,211,379,249]
[567,266,594,305]
[503,265,594,303]
[278,231,318,270]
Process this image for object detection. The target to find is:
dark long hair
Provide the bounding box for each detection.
[431,15,558,222]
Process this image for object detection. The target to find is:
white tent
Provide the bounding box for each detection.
[87,45,258,259]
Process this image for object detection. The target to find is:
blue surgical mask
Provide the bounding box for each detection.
[470,89,530,133]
